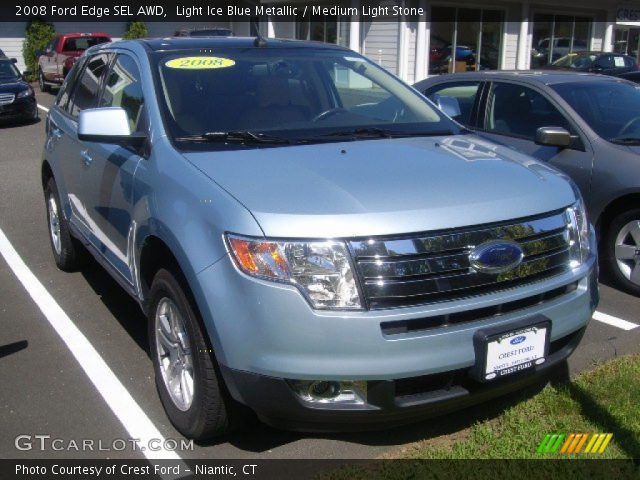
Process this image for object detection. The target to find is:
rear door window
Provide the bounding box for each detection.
[424,81,482,126]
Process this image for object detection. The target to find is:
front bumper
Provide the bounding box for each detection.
[0,97,36,119]
[220,325,585,431]
[195,231,597,430]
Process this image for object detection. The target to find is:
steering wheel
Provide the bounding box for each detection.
[619,116,640,137]
[312,108,349,122]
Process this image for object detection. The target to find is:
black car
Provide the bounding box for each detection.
[0,58,37,123]
[617,70,640,84]
[547,51,637,76]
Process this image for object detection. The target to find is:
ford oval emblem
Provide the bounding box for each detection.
[469,240,523,274]
[510,335,527,345]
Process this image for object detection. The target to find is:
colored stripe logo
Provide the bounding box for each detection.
[537,433,613,454]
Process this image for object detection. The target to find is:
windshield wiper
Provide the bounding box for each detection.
[175,131,293,145]
[609,136,640,145]
[319,127,460,139]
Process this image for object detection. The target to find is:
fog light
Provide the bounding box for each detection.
[309,381,341,399]
[288,379,367,405]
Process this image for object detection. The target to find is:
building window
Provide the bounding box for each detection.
[429,6,504,74]
[614,27,640,64]
[531,14,591,68]
[296,17,350,47]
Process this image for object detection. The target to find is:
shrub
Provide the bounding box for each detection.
[22,19,56,81]
[123,21,148,39]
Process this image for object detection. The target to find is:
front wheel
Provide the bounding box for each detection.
[44,177,81,271]
[148,269,234,440]
[38,69,50,93]
[603,208,640,296]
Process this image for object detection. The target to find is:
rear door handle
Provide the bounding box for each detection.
[80,150,93,166]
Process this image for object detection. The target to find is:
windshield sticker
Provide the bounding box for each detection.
[165,57,235,69]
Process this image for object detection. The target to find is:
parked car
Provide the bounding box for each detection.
[0,57,37,122]
[42,38,597,439]
[546,51,637,76]
[37,32,111,92]
[416,71,640,295]
[174,28,233,37]
[430,45,476,74]
[530,37,589,67]
[616,70,640,83]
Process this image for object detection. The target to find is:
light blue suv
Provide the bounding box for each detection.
[42,37,598,439]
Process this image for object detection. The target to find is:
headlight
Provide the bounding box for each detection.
[16,87,33,99]
[566,196,590,268]
[226,234,362,309]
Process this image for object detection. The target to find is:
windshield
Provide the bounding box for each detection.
[552,80,640,142]
[552,53,596,68]
[0,60,20,79]
[153,47,458,149]
[62,37,110,52]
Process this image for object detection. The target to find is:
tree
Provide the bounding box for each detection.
[22,20,55,81]
[123,21,148,40]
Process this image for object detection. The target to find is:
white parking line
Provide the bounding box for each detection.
[37,104,49,113]
[0,228,182,462]
[593,311,639,331]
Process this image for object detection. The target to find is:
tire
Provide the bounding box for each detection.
[25,104,38,123]
[148,268,233,440]
[38,69,50,93]
[44,177,81,271]
[603,208,640,296]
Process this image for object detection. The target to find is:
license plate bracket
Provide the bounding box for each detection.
[471,314,551,382]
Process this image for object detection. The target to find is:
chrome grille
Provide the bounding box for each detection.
[0,93,15,105]
[348,209,572,309]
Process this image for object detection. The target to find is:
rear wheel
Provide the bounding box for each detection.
[148,269,234,440]
[44,177,81,271]
[38,69,50,93]
[603,209,640,296]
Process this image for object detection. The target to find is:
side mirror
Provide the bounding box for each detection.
[10,58,17,63]
[535,126,571,148]
[433,94,462,118]
[78,108,146,147]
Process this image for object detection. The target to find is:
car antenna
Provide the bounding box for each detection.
[254,32,267,47]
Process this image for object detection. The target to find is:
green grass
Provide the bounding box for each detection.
[324,354,640,479]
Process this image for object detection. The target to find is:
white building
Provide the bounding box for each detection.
[3,0,640,83]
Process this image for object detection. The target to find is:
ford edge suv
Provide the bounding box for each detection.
[42,37,598,439]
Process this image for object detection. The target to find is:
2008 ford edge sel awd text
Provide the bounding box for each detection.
[41,37,598,440]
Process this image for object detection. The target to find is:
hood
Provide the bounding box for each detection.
[183,135,576,238]
[0,79,30,93]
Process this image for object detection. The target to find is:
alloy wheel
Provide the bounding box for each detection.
[155,297,194,411]
[48,195,61,255]
[614,220,640,286]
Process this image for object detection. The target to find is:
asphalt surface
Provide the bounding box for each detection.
[0,89,639,461]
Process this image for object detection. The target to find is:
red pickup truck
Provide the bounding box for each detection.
[38,33,111,92]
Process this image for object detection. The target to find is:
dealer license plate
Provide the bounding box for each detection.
[482,324,549,381]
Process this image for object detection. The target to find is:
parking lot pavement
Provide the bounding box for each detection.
[0,89,638,460]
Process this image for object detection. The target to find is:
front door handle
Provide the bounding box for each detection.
[80,150,93,166]
[51,124,63,139]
